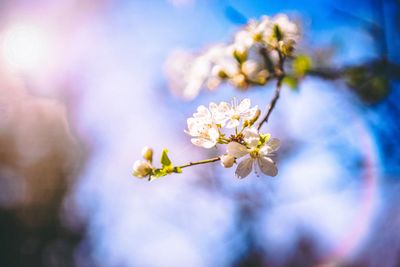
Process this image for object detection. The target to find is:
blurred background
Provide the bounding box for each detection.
[0,0,399,266]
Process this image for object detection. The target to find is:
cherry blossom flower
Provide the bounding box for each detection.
[165,45,241,99]
[216,98,259,128]
[165,14,300,99]
[241,44,269,84]
[234,16,272,49]
[268,14,300,51]
[227,128,280,178]
[272,14,299,43]
[185,105,220,148]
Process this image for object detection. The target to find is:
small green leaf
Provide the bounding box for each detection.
[282,76,298,90]
[160,149,172,168]
[274,25,283,41]
[293,55,312,77]
[152,168,167,178]
[259,133,271,146]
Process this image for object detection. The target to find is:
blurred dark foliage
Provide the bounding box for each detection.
[0,76,91,267]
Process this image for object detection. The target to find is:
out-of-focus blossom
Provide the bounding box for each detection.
[164,49,202,100]
[165,14,300,100]
[236,16,272,48]
[165,45,240,100]
[241,44,269,83]
[270,14,300,47]
[227,128,280,178]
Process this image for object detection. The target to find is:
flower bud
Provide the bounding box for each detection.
[249,109,261,126]
[141,146,153,162]
[132,160,152,178]
[231,73,247,89]
[220,154,235,168]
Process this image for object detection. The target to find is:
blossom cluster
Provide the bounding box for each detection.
[186,98,259,148]
[165,14,300,100]
[132,98,280,180]
[185,98,280,178]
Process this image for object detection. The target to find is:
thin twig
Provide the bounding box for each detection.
[257,76,284,131]
[257,50,285,131]
[179,157,220,169]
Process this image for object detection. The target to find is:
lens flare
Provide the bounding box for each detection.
[1,24,52,72]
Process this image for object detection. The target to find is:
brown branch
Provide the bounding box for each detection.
[178,157,220,169]
[257,76,284,131]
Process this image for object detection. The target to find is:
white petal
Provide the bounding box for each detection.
[185,118,198,135]
[237,98,251,113]
[268,138,281,152]
[210,102,230,125]
[243,127,259,138]
[219,102,231,112]
[191,138,215,149]
[208,126,220,141]
[208,102,218,113]
[247,137,259,148]
[194,105,210,118]
[257,156,277,177]
[227,142,248,158]
[226,119,240,128]
[235,158,254,179]
[241,106,258,119]
[243,128,260,147]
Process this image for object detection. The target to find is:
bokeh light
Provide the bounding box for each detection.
[1,24,52,72]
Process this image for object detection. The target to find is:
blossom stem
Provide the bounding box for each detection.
[257,51,285,131]
[178,157,221,169]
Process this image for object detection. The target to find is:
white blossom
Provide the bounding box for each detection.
[241,44,269,83]
[164,49,202,100]
[185,105,220,148]
[208,101,230,127]
[132,160,152,178]
[269,14,300,46]
[226,128,280,178]
[212,98,258,129]
[235,16,272,48]
[235,14,299,51]
[165,14,300,99]
[165,45,241,100]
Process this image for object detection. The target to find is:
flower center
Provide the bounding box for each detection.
[231,114,240,121]
[249,148,259,159]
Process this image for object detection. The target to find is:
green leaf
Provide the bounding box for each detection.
[274,25,283,41]
[282,76,298,90]
[259,133,271,146]
[152,168,167,178]
[160,149,172,168]
[293,55,312,77]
